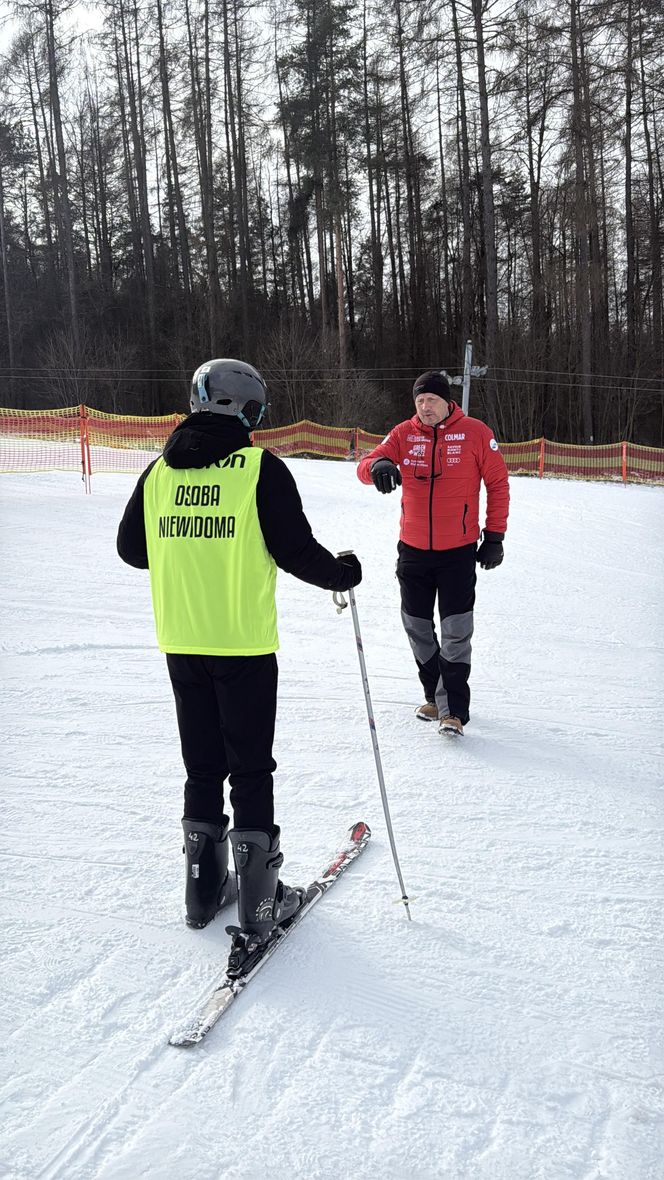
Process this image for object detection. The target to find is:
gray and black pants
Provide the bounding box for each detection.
[396,541,476,725]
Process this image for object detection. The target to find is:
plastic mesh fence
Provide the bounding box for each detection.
[626,445,664,482]
[356,428,384,455]
[500,440,542,475]
[255,419,356,459]
[0,408,662,484]
[537,440,662,483]
[84,408,185,475]
[0,406,84,474]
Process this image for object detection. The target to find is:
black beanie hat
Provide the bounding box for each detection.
[413,370,451,400]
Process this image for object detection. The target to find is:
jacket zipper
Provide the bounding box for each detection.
[462,504,468,535]
[428,424,438,549]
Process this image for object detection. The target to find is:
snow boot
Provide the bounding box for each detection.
[226,827,305,976]
[438,715,463,737]
[415,701,438,721]
[182,816,236,929]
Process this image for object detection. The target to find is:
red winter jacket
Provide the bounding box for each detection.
[357,403,510,551]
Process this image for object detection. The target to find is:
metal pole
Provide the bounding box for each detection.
[461,339,473,415]
[334,575,412,920]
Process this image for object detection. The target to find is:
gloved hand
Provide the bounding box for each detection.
[371,458,402,494]
[335,552,362,590]
[476,531,504,570]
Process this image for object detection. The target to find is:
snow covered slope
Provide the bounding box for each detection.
[1,463,662,1180]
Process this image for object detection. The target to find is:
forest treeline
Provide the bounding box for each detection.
[0,0,662,443]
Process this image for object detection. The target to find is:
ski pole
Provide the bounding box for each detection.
[334,554,412,920]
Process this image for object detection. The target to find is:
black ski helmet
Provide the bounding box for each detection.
[190,358,268,429]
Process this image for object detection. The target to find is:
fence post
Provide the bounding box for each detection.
[538,437,545,478]
[622,441,627,485]
[79,404,92,493]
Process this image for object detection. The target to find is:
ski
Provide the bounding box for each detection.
[168,821,371,1047]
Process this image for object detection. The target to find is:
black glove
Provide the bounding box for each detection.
[371,458,402,494]
[335,552,362,590]
[476,531,504,570]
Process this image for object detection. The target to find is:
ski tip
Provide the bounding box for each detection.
[169,1030,201,1048]
[350,821,371,841]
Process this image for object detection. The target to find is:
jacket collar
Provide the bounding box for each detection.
[163,412,252,469]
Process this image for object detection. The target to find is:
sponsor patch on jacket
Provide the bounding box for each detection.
[490,438,499,450]
[446,432,466,441]
[407,434,428,443]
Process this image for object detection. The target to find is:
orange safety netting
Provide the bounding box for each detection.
[500,440,543,475]
[625,444,664,482]
[542,440,627,481]
[356,428,384,455]
[83,407,185,476]
[256,419,356,459]
[0,406,85,475]
[488,439,664,483]
[1,407,663,486]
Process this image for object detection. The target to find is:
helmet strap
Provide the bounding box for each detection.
[238,403,266,430]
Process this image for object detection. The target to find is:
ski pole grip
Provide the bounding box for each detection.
[334,551,355,611]
[335,551,355,611]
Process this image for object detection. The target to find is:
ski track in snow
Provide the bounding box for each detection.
[0,465,663,1180]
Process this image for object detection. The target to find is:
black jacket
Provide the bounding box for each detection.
[117,414,360,592]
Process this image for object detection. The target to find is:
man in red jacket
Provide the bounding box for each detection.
[357,370,509,736]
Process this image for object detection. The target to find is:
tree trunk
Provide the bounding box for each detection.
[395,0,420,360]
[223,0,250,349]
[570,0,594,443]
[184,0,220,354]
[44,0,79,345]
[362,0,383,363]
[120,0,157,370]
[275,44,308,319]
[638,12,663,366]
[471,0,498,423]
[451,0,472,350]
[435,48,453,349]
[156,0,192,300]
[26,41,55,271]
[0,160,16,402]
[624,0,636,370]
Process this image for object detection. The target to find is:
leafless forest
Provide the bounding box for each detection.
[0,0,662,442]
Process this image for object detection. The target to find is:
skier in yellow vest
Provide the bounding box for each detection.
[117,359,361,975]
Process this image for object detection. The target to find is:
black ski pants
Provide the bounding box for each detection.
[166,652,278,830]
[396,541,477,725]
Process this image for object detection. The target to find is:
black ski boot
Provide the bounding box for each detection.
[226,827,304,976]
[182,816,237,929]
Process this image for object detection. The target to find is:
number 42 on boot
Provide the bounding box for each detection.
[168,821,372,1047]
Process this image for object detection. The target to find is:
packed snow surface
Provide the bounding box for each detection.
[1,462,662,1180]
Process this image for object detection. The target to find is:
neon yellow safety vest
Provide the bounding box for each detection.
[143,446,278,655]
